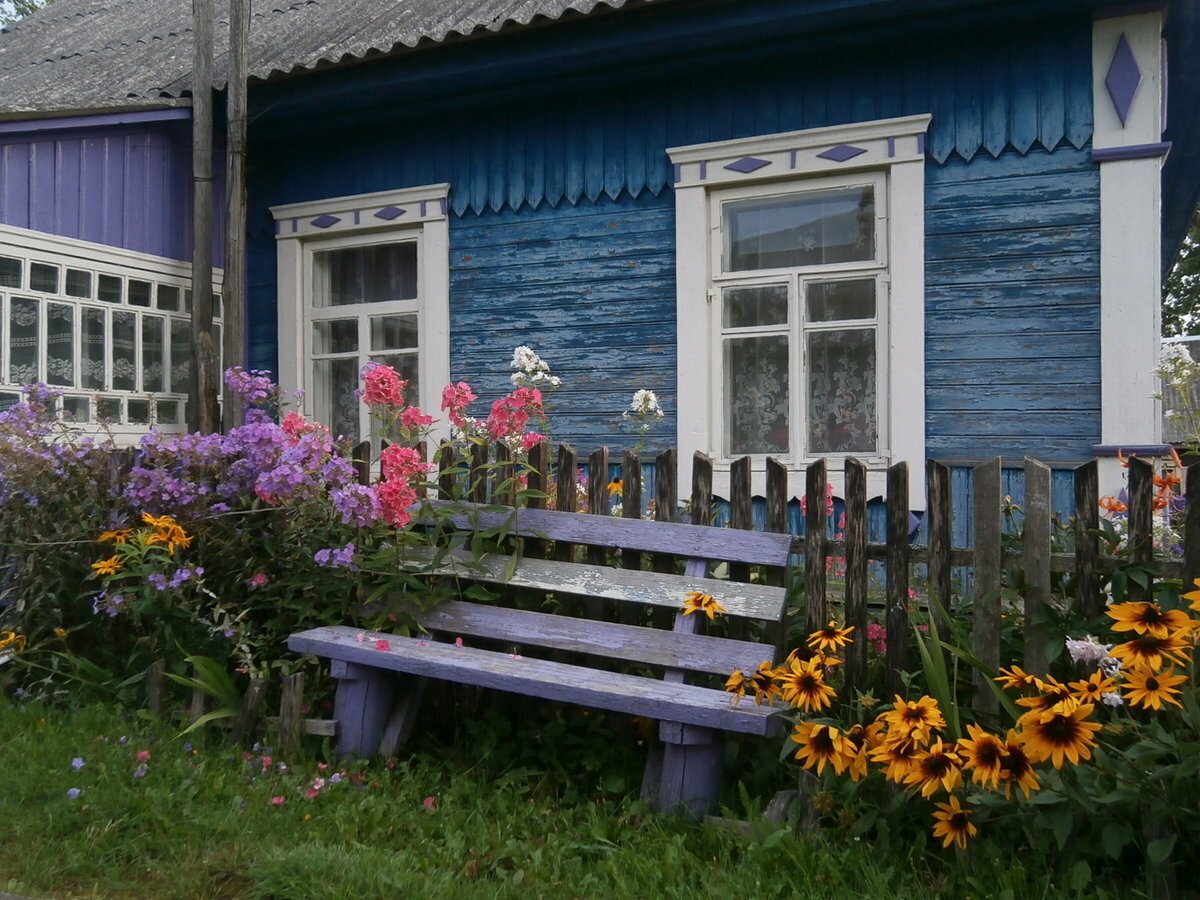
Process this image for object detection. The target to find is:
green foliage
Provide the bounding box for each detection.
[1164,206,1200,337]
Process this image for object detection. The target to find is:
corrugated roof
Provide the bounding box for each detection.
[0,0,651,117]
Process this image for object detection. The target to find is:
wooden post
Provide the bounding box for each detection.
[494,441,515,507]
[469,441,488,504]
[1185,463,1200,591]
[885,462,910,701]
[729,455,753,584]
[621,448,643,570]
[1023,458,1052,675]
[553,443,578,562]
[525,441,550,559]
[231,677,267,744]
[220,0,250,431]
[352,440,371,487]
[653,448,678,575]
[972,458,1003,719]
[690,452,713,529]
[926,460,953,634]
[1074,460,1101,620]
[279,671,304,757]
[803,459,828,636]
[765,457,789,657]
[844,458,868,697]
[189,0,219,434]
[436,441,457,499]
[1127,456,1154,604]
[145,659,166,717]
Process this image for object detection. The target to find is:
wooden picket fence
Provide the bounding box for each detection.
[357,440,1199,718]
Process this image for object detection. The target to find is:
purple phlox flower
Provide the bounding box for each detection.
[328,772,342,784]
[132,764,148,779]
[66,788,81,799]
[244,408,273,426]
[224,366,278,409]
[147,573,168,592]
[92,592,125,617]
[71,756,84,770]
[314,542,357,570]
[168,567,203,589]
[331,484,380,527]
[209,501,231,514]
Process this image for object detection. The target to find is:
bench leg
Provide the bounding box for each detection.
[645,722,724,819]
[331,660,396,759]
[378,675,429,758]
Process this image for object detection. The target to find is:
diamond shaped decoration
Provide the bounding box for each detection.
[1105,34,1142,126]
[309,214,341,229]
[817,144,868,163]
[724,156,771,174]
[374,206,407,221]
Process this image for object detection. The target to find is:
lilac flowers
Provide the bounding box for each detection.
[314,543,357,569]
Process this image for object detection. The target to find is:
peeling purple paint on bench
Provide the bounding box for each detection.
[426,501,793,567]
[401,599,774,676]
[289,626,783,737]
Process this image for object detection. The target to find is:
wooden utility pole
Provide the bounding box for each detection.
[190,0,219,434]
[222,0,250,431]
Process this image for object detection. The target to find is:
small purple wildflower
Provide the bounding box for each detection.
[71,757,84,771]
[314,542,357,569]
[147,573,168,592]
[66,788,81,799]
[133,764,148,779]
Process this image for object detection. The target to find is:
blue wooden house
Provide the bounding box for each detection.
[1,0,1198,505]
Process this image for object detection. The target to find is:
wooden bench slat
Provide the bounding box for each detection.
[425,501,793,567]
[289,626,784,736]
[401,548,787,622]
[396,599,776,676]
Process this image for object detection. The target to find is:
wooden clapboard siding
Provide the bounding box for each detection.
[925,146,1101,462]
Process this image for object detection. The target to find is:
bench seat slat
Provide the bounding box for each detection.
[426,501,793,568]
[398,599,775,676]
[401,549,787,622]
[289,626,784,737]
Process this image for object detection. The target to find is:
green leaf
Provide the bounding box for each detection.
[761,828,788,849]
[1068,860,1091,892]
[176,707,239,736]
[1048,805,1074,850]
[1102,821,1133,859]
[1147,835,1177,866]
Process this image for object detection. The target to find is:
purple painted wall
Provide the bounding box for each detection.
[0,115,225,266]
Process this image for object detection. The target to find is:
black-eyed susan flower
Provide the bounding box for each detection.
[775,656,837,713]
[1018,701,1102,768]
[90,555,122,576]
[1068,670,1118,705]
[607,477,623,498]
[749,661,781,706]
[1183,578,1200,614]
[994,665,1039,691]
[997,730,1040,799]
[1106,601,1195,640]
[806,621,855,654]
[868,734,922,783]
[931,795,977,850]
[1122,667,1188,711]
[879,695,946,743]
[790,722,852,776]
[97,529,131,544]
[903,738,964,798]
[1015,675,1075,727]
[957,723,1008,791]
[1110,633,1193,672]
[681,591,726,620]
[0,631,26,653]
[843,724,871,782]
[724,669,748,705]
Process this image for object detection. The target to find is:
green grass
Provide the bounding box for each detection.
[0,700,1105,900]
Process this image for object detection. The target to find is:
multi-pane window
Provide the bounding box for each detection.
[713,175,886,460]
[0,227,221,429]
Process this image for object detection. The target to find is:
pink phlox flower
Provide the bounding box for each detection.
[454,637,464,648]
[440,381,478,428]
[520,431,546,451]
[317,762,329,771]
[305,788,320,799]
[136,750,151,762]
[312,778,326,790]
[485,387,544,443]
[376,480,417,528]
[261,756,273,769]
[375,639,391,651]
[248,572,269,588]
[400,406,435,430]
[270,796,286,806]
[423,796,437,810]
[362,363,407,407]
[280,411,328,444]
[379,445,432,483]
[355,632,366,643]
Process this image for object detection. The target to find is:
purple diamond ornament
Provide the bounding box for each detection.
[309,214,341,229]
[724,156,771,174]
[1105,34,1142,126]
[374,206,407,221]
[817,144,868,163]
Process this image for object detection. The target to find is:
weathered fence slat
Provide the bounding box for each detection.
[653,448,678,576]
[885,462,910,701]
[926,459,952,635]
[279,671,304,757]
[231,677,268,743]
[1074,460,1101,620]
[1127,456,1154,605]
[469,441,489,504]
[972,458,1003,719]
[353,439,371,487]
[494,442,515,507]
[728,456,753,641]
[1023,458,1052,675]
[764,457,789,656]
[436,441,457,499]
[843,457,868,697]
[621,449,643,571]
[1186,463,1200,591]
[553,443,579,563]
[804,459,828,635]
[145,659,166,717]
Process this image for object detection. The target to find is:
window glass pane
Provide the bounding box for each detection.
[82,308,106,389]
[97,396,122,422]
[370,314,418,351]
[313,357,361,440]
[62,395,90,422]
[0,257,20,289]
[722,285,788,329]
[723,335,788,455]
[9,298,40,385]
[127,398,150,424]
[142,316,165,392]
[807,279,875,322]
[128,279,152,307]
[156,399,180,425]
[47,303,75,386]
[213,292,223,319]
[30,262,58,293]
[183,289,192,312]
[169,319,191,394]
[313,242,418,307]
[369,352,419,405]
[65,269,92,298]
[212,323,221,374]
[98,274,122,303]
[0,392,20,410]
[156,284,180,311]
[112,311,136,390]
[807,328,876,454]
[724,186,875,272]
[313,319,358,354]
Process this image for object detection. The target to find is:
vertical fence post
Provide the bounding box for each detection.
[844,458,868,697]
[690,452,713,528]
[885,462,910,701]
[353,440,371,486]
[587,447,610,574]
[145,659,166,717]
[469,442,489,504]
[926,460,952,636]
[653,448,678,575]
[765,457,789,657]
[622,448,644,570]
[493,442,515,507]
[554,443,579,562]
[728,456,753,640]
[972,457,1003,719]
[525,441,550,560]
[804,459,828,636]
[1185,463,1200,591]
[1127,456,1155,605]
[279,671,304,757]
[436,442,457,499]
[1074,460,1101,620]
[1023,458,1052,675]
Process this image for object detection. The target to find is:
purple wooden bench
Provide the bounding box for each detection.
[288,502,792,817]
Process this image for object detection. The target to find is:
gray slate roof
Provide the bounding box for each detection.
[0,0,648,117]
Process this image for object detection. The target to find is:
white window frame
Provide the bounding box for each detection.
[0,222,222,443]
[669,115,930,504]
[271,184,450,444]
